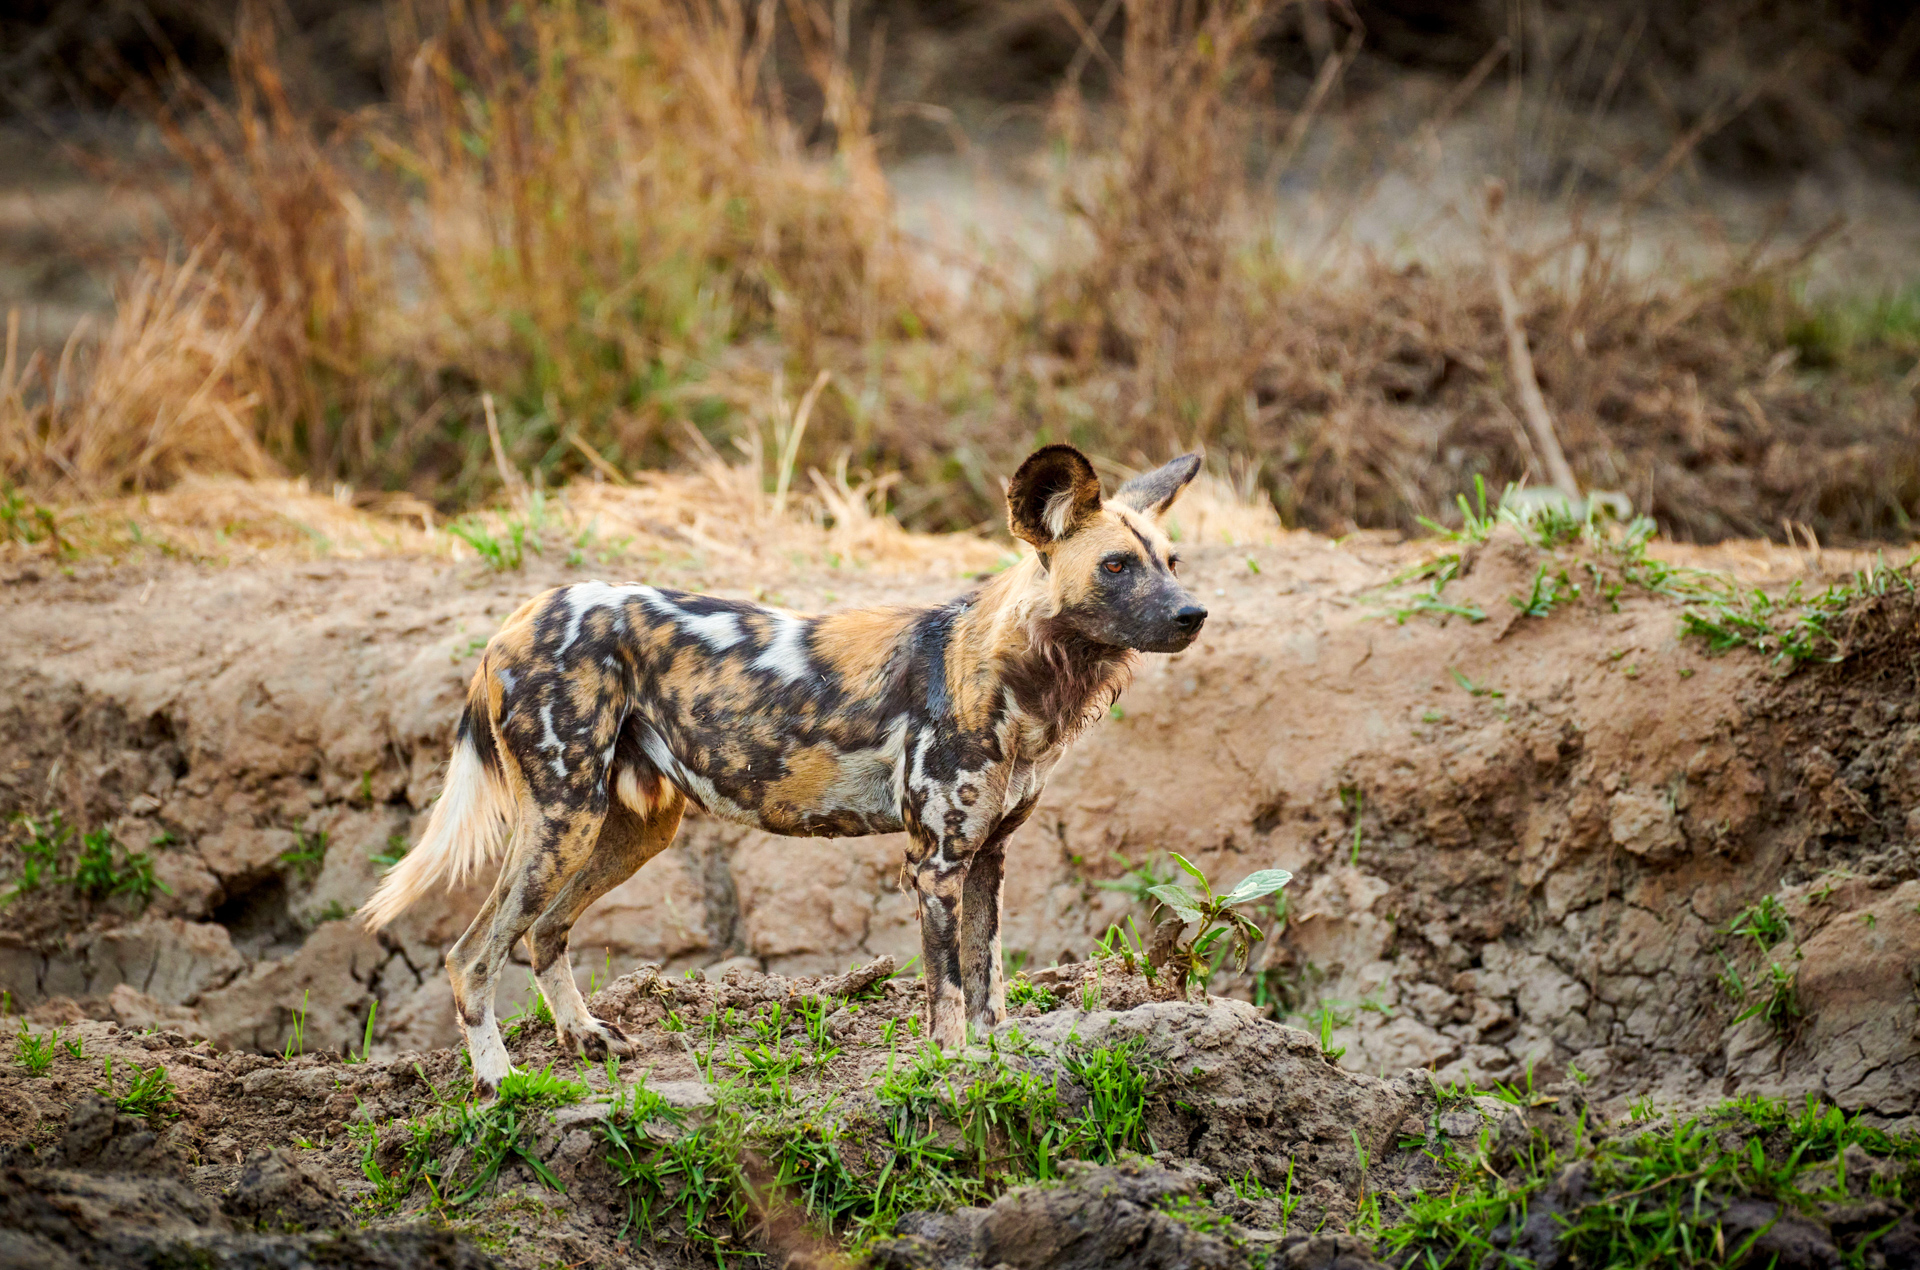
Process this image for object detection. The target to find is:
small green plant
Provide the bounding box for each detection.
[1006,974,1059,1012]
[1094,853,1177,906]
[1314,1004,1349,1062]
[796,996,840,1065]
[98,1056,177,1120]
[1724,895,1791,950]
[345,1000,379,1064]
[1092,918,1156,981]
[284,990,310,1060]
[1142,853,1292,991]
[280,829,328,881]
[369,833,410,869]
[503,974,558,1042]
[1734,958,1803,1035]
[14,1022,55,1075]
[1511,561,1581,618]
[3,811,72,902]
[1447,666,1505,699]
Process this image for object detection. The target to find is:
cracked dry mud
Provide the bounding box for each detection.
[3,520,1919,1266]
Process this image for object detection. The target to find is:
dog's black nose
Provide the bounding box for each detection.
[1173,604,1208,634]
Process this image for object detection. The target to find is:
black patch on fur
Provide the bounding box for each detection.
[1000,619,1135,742]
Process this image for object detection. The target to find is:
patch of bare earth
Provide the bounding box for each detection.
[2,486,1918,1265]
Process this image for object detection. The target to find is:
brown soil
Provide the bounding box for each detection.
[3,506,1920,1265]
[2,508,1916,1123]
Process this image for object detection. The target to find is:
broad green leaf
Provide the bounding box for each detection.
[1168,851,1211,893]
[1193,926,1227,956]
[1224,868,1293,907]
[1147,883,1203,924]
[1229,910,1266,943]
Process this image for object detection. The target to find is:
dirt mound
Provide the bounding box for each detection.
[2,964,1913,1268]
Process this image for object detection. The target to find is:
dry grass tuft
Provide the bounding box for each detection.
[1,248,279,491]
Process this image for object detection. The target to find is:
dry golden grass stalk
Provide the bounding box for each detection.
[1037,0,1291,450]
[1,247,280,493]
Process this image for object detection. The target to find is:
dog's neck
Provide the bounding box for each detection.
[1002,617,1136,746]
[947,561,1135,748]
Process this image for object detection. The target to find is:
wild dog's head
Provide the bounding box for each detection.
[1006,445,1207,653]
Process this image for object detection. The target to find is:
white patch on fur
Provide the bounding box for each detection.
[496,667,517,693]
[1043,488,1076,540]
[682,611,744,651]
[462,1009,513,1091]
[637,589,745,651]
[537,703,568,779]
[753,615,811,682]
[358,733,513,933]
[556,581,651,657]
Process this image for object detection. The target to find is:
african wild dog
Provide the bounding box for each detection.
[360,445,1206,1094]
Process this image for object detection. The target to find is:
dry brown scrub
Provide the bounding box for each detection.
[1,0,1917,544]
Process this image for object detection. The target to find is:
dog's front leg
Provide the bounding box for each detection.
[906,826,969,1049]
[959,799,1034,1035]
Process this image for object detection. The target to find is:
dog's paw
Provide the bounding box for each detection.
[562,1016,634,1062]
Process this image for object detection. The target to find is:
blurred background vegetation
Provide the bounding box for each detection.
[1,0,1916,542]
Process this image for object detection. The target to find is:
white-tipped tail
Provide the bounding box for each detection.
[358,734,513,932]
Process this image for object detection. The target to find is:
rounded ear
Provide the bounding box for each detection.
[1113,452,1203,519]
[1007,445,1103,547]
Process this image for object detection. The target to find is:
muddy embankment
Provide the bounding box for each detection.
[2,524,1919,1123]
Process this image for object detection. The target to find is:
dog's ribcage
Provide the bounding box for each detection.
[485,582,1057,855]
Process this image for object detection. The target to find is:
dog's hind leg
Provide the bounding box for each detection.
[446,797,607,1097]
[529,785,686,1061]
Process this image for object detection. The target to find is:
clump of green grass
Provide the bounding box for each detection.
[1678,558,1917,665]
[443,1064,589,1206]
[0,485,64,551]
[97,1056,177,1120]
[13,1022,57,1076]
[449,492,556,571]
[279,829,328,881]
[1382,475,1919,667]
[602,1030,1163,1258]
[1379,1093,1920,1267]
[2,813,170,908]
[351,1113,444,1214]
[2,811,70,902]
[1006,975,1060,1012]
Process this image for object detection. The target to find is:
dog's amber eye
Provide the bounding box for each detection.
[1168,556,1181,574]
[1103,559,1126,574]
